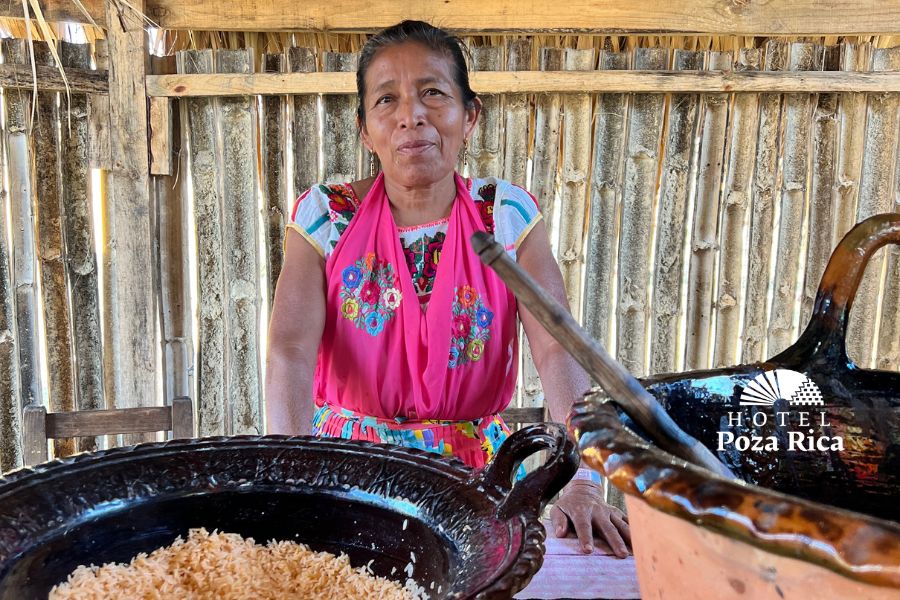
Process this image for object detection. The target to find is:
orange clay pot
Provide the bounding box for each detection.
[570,214,900,599]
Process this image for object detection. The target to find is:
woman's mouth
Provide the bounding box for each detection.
[396,140,436,155]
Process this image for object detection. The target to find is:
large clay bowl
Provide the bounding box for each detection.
[0,424,578,599]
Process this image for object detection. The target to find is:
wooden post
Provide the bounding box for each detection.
[800,46,840,328]
[617,47,667,376]
[104,0,157,442]
[171,396,194,439]
[584,50,629,357]
[522,47,563,411]
[503,38,532,187]
[649,49,703,375]
[179,49,225,436]
[153,54,192,428]
[94,41,115,436]
[88,41,111,171]
[217,48,262,435]
[832,42,870,248]
[849,47,900,368]
[61,41,105,452]
[501,39,540,411]
[32,43,76,458]
[2,39,42,415]
[742,40,789,363]
[322,52,359,182]
[529,47,563,226]
[585,49,631,511]
[149,96,172,176]
[767,43,821,357]
[713,48,761,368]
[469,45,502,177]
[684,51,733,371]
[504,38,539,452]
[878,155,900,371]
[262,52,287,305]
[557,48,595,317]
[289,47,319,194]
[22,405,48,466]
[0,121,22,470]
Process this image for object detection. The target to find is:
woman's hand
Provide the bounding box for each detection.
[549,481,631,558]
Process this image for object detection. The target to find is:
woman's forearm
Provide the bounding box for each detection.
[264,229,326,436]
[265,349,316,435]
[534,341,591,424]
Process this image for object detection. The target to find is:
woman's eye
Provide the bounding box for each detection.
[375,95,392,105]
[424,88,444,96]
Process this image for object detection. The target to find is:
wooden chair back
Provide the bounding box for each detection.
[500,407,546,427]
[22,397,194,466]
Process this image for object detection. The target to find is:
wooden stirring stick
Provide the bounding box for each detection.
[472,232,735,479]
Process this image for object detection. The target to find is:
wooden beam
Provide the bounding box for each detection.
[5,66,899,98]
[146,70,900,97]
[5,0,900,35]
[0,0,104,24]
[0,63,108,94]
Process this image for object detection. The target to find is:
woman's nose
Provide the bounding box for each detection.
[397,97,426,128]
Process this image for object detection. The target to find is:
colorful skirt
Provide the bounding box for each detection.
[312,403,525,477]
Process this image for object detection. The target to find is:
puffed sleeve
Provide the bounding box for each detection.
[493,180,543,261]
[286,185,332,258]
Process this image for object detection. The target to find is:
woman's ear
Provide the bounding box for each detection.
[358,116,373,153]
[464,97,482,139]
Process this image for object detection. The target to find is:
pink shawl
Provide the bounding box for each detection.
[313,172,518,420]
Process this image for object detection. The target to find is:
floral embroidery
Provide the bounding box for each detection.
[449,285,493,368]
[401,230,446,300]
[340,297,359,320]
[476,184,496,234]
[466,338,485,361]
[457,285,477,309]
[339,252,401,336]
[381,287,402,310]
[322,184,360,247]
[342,265,362,289]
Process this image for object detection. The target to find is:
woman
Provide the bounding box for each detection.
[266,20,630,558]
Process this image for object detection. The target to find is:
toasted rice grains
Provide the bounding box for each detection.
[49,528,425,600]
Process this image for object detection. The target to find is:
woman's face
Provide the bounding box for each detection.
[360,42,481,189]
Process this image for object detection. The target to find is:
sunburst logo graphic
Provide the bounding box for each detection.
[739,369,824,407]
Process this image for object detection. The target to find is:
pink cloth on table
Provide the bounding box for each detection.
[515,521,640,599]
[315,172,519,420]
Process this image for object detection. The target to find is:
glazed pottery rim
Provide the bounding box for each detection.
[568,394,900,589]
[0,434,557,599]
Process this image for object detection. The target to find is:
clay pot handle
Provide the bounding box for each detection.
[476,423,579,520]
[787,213,900,360]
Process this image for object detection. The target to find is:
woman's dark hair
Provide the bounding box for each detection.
[356,20,478,124]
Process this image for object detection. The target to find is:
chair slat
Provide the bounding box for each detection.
[500,407,546,426]
[46,406,173,438]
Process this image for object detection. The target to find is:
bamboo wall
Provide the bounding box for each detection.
[0,34,899,475]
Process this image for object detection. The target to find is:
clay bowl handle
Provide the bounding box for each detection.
[782,213,900,363]
[476,423,579,519]
[472,232,735,479]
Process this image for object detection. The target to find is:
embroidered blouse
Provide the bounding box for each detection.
[288,177,541,309]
